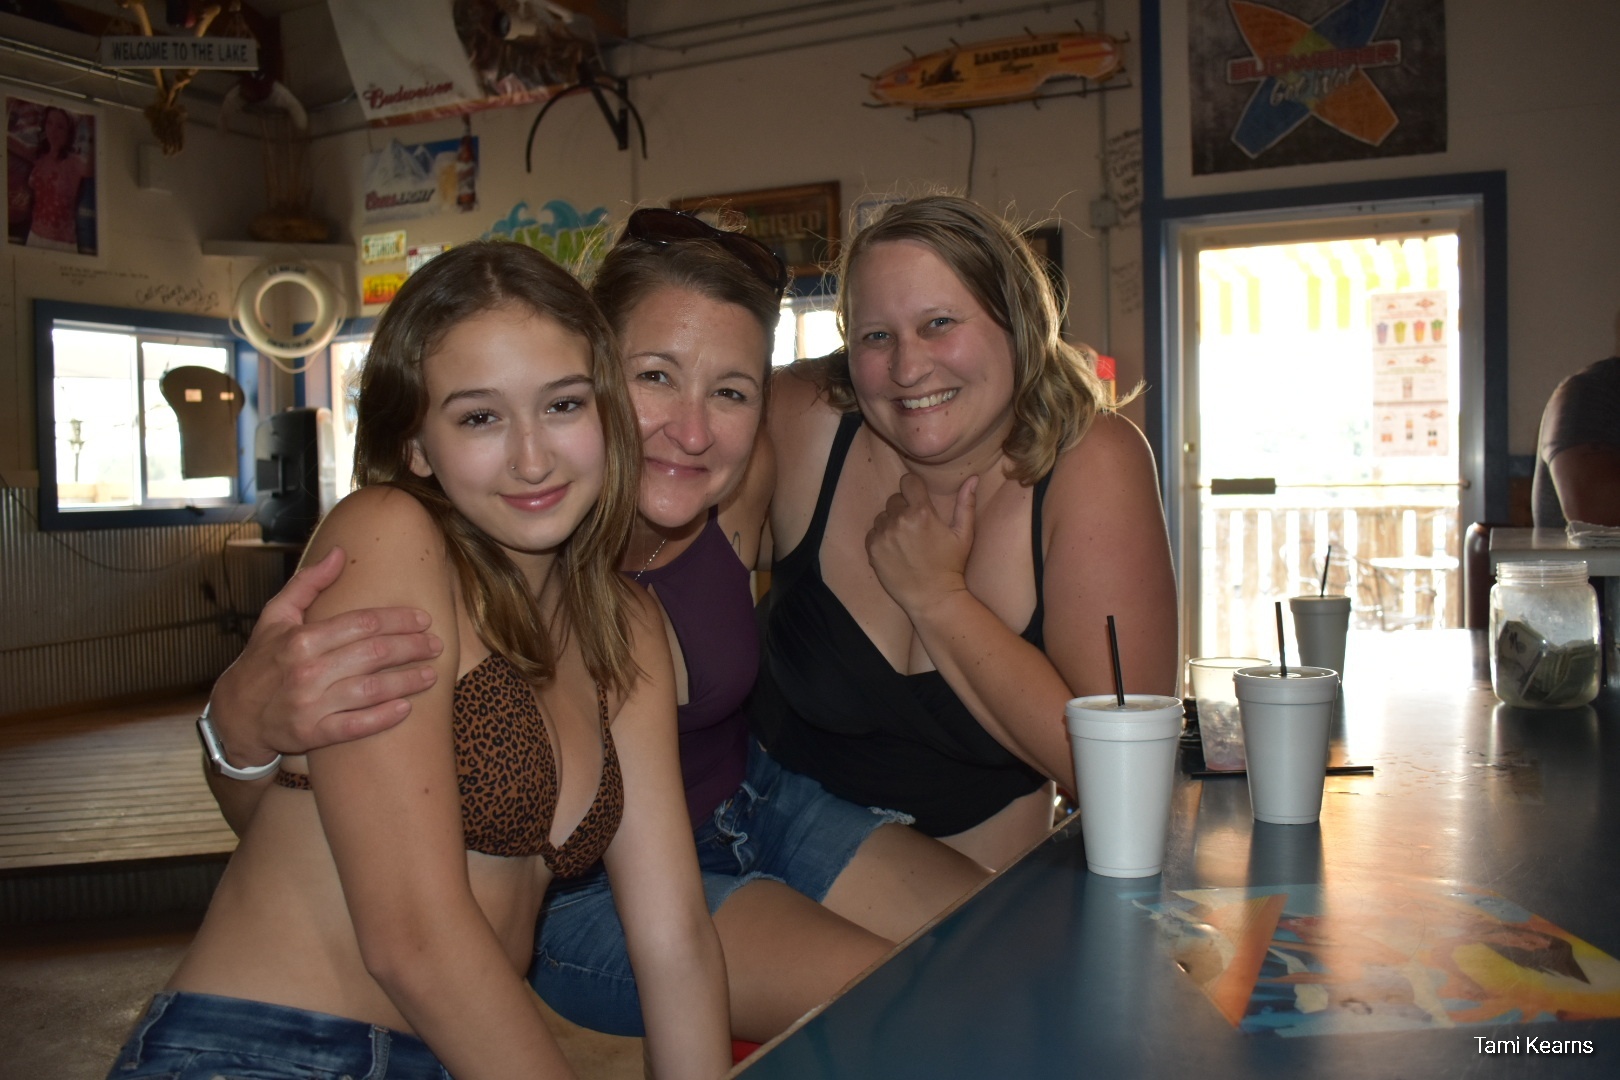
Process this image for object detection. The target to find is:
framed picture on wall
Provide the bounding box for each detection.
[6,96,99,257]
[1186,0,1447,175]
[671,182,840,281]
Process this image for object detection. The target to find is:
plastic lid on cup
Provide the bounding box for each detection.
[1065,694,1184,741]
[1289,595,1351,611]
[1233,665,1339,703]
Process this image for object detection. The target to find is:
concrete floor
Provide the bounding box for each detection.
[0,912,645,1079]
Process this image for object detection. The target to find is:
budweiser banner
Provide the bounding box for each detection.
[328,0,586,126]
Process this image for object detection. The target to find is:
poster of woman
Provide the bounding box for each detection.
[6,97,97,256]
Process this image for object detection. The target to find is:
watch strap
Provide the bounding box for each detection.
[197,703,283,781]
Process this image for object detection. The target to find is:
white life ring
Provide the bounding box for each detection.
[234,260,341,359]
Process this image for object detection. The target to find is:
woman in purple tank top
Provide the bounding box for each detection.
[201,211,986,1044]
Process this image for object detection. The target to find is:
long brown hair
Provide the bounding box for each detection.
[824,195,1117,484]
[354,240,642,694]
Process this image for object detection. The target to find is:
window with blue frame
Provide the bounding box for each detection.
[34,300,257,530]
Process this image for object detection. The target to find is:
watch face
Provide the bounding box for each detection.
[197,713,280,780]
[198,714,228,771]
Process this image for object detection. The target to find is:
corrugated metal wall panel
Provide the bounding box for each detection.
[0,488,282,716]
[0,860,225,925]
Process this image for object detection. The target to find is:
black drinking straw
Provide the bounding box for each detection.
[1318,544,1333,597]
[1106,615,1126,707]
[1275,601,1288,678]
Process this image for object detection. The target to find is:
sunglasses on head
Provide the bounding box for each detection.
[625,208,790,297]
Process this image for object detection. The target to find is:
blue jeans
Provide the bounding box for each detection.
[107,991,450,1079]
[530,742,911,1036]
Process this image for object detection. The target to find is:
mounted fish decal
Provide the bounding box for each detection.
[868,29,1125,111]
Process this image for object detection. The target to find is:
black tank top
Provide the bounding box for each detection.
[750,412,1050,837]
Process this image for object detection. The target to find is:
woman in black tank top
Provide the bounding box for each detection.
[756,195,1179,870]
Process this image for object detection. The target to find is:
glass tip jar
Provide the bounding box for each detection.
[1489,560,1601,709]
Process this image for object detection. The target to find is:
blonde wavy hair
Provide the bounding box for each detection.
[823,195,1121,484]
[353,240,642,695]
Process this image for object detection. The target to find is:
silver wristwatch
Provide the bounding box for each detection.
[196,702,283,781]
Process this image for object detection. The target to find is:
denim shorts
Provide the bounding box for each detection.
[106,990,450,1080]
[530,742,911,1036]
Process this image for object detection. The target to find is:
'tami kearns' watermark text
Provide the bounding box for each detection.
[1475,1035,1594,1055]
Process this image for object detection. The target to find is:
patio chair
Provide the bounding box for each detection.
[1355,555,1440,631]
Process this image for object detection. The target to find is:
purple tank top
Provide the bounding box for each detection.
[630,509,756,827]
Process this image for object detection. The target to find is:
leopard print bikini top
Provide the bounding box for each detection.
[275,654,623,877]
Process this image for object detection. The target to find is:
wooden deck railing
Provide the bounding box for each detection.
[1199,502,1461,659]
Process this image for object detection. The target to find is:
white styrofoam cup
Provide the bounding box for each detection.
[1233,666,1340,824]
[1065,694,1185,877]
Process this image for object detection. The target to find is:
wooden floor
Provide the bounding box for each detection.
[0,695,236,873]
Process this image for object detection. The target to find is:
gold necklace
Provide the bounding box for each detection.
[632,536,668,581]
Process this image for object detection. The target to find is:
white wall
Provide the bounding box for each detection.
[0,106,265,483]
[1159,0,1620,454]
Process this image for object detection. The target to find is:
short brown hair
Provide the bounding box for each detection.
[824,195,1114,484]
[354,240,641,694]
[589,230,781,373]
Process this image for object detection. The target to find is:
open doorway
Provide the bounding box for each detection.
[1170,200,1487,659]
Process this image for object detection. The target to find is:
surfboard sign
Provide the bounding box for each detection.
[869,31,1124,110]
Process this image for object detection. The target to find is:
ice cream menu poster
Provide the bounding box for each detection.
[1369,289,1449,457]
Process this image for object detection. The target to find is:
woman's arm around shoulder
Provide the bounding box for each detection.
[603,587,731,1080]
[302,487,578,1079]
[718,419,775,571]
[1041,412,1180,700]
[203,545,442,837]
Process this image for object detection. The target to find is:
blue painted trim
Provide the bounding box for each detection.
[1161,171,1508,221]
[236,339,258,504]
[33,299,250,531]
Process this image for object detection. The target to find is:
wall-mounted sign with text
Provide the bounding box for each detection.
[361,230,408,264]
[362,273,407,307]
[1369,289,1451,457]
[673,182,840,281]
[360,135,477,224]
[98,36,258,69]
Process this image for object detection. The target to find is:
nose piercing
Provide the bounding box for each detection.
[509,463,517,472]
